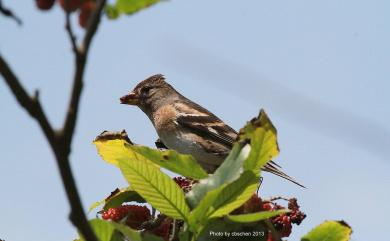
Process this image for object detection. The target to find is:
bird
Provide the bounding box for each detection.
[120,74,304,187]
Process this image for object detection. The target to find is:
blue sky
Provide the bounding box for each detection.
[1,0,389,240]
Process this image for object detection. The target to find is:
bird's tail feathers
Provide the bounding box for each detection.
[262,162,306,188]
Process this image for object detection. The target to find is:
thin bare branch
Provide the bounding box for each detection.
[62,0,107,151]
[1,1,107,241]
[65,12,78,55]
[0,0,22,25]
[81,0,106,55]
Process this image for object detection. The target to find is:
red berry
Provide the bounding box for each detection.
[243,194,262,213]
[262,202,272,211]
[267,231,275,241]
[78,0,96,28]
[125,205,151,229]
[173,177,198,193]
[58,0,83,12]
[151,216,172,241]
[35,0,55,10]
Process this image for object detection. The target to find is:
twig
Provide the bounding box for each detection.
[169,219,179,241]
[266,196,290,202]
[62,0,106,151]
[0,0,22,25]
[264,220,282,241]
[0,0,107,240]
[65,11,78,55]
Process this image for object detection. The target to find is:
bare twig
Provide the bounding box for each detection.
[62,0,106,152]
[0,0,22,25]
[0,1,107,241]
[65,12,78,55]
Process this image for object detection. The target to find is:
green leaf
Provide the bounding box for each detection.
[128,144,208,179]
[78,219,115,241]
[239,109,279,172]
[116,0,160,15]
[88,200,105,214]
[77,219,164,241]
[88,187,145,213]
[189,171,259,232]
[104,187,145,210]
[105,4,120,19]
[93,130,208,180]
[228,209,289,223]
[208,171,259,218]
[301,220,352,241]
[186,143,251,207]
[119,155,190,220]
[109,222,143,241]
[93,130,134,167]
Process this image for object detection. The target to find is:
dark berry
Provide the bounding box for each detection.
[78,0,96,28]
[35,0,55,10]
[58,0,82,12]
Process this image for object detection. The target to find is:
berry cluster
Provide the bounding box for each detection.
[232,194,263,214]
[232,195,306,240]
[101,205,151,229]
[150,216,172,241]
[173,176,198,193]
[263,197,306,239]
[34,0,96,28]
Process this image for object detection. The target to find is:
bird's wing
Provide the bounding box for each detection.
[173,100,238,148]
[176,114,237,147]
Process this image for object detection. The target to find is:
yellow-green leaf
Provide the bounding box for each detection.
[128,145,208,179]
[189,171,259,232]
[93,130,134,167]
[116,0,160,15]
[301,220,352,241]
[228,209,289,223]
[186,144,251,208]
[93,130,208,180]
[119,154,190,220]
[239,109,279,172]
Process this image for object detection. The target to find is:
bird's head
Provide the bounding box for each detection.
[120,74,178,112]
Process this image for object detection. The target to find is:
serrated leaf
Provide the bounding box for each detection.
[104,187,145,210]
[208,171,259,218]
[189,171,259,232]
[88,200,105,213]
[109,222,143,241]
[301,220,352,241]
[186,144,251,208]
[88,187,145,214]
[93,130,208,180]
[77,219,163,241]
[239,109,279,172]
[119,155,190,220]
[228,209,289,223]
[128,144,208,179]
[116,0,160,15]
[77,219,115,241]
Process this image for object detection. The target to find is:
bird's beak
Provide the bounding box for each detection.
[120,91,139,105]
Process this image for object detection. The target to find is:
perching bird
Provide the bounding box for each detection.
[120,74,304,187]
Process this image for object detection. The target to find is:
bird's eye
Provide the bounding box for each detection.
[141,86,153,95]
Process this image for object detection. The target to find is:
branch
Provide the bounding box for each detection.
[1,1,107,241]
[65,11,78,55]
[61,0,107,151]
[0,0,22,25]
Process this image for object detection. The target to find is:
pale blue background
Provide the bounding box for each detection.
[1,0,389,240]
